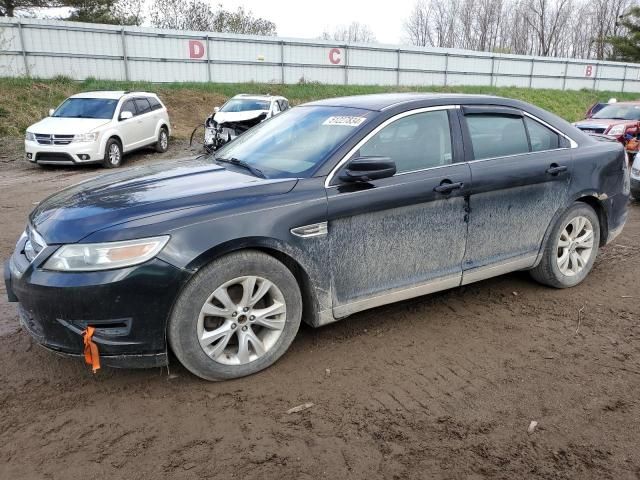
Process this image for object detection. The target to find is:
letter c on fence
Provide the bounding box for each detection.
[329,48,341,65]
[189,40,205,59]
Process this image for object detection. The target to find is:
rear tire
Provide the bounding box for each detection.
[168,250,302,381]
[102,138,122,168]
[155,127,169,153]
[530,202,600,288]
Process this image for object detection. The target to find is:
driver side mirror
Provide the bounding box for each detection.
[339,156,396,183]
[119,111,133,121]
[214,106,220,113]
[48,108,55,116]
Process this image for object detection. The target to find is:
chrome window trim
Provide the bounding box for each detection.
[324,105,459,188]
[324,106,578,187]
[464,112,578,164]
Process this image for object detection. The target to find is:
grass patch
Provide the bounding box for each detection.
[0,77,635,139]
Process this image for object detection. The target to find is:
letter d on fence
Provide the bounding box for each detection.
[189,40,205,59]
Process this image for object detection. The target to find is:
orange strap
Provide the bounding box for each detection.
[82,327,101,373]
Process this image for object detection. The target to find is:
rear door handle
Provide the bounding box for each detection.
[546,164,567,175]
[434,181,464,193]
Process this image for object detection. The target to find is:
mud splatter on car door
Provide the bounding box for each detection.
[325,108,471,315]
[460,108,574,273]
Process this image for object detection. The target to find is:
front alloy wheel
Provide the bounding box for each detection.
[102,138,122,168]
[197,276,286,365]
[169,250,302,381]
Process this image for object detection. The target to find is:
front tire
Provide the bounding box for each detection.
[168,250,302,381]
[530,202,600,288]
[102,138,122,168]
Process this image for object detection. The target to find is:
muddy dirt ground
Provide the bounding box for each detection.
[0,136,638,479]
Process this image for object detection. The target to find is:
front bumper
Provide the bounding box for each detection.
[25,139,103,165]
[5,245,191,368]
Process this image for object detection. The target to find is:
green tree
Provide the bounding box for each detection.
[1,0,61,17]
[607,6,640,61]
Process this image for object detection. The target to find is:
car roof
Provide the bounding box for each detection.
[70,91,159,100]
[70,91,127,100]
[302,92,508,111]
[232,94,285,101]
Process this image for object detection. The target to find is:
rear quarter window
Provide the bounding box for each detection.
[525,116,562,151]
[147,96,163,110]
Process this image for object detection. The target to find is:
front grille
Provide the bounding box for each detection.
[35,134,74,145]
[577,126,606,134]
[34,152,74,163]
[24,226,47,262]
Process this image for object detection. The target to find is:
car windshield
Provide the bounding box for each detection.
[592,104,640,120]
[212,106,372,178]
[53,98,118,119]
[220,99,271,112]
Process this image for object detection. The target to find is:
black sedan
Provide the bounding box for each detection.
[5,93,629,381]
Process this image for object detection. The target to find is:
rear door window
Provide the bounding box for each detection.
[466,114,529,159]
[135,98,151,115]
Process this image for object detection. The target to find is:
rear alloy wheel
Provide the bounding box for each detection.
[556,216,595,277]
[530,203,600,288]
[102,138,122,168]
[169,250,302,381]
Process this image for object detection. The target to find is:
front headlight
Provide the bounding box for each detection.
[72,132,99,143]
[607,124,626,136]
[25,132,35,141]
[43,236,169,271]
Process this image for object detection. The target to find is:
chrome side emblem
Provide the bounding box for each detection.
[290,222,328,238]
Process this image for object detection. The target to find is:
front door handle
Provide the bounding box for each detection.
[434,181,464,194]
[546,164,568,175]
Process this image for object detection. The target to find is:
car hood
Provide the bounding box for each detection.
[575,118,636,129]
[27,117,111,135]
[213,110,268,124]
[29,158,297,244]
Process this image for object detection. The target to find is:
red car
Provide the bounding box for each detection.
[574,101,640,155]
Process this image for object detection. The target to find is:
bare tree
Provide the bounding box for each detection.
[151,0,276,35]
[403,0,639,59]
[521,0,573,56]
[320,22,376,43]
[113,0,145,26]
[403,0,433,46]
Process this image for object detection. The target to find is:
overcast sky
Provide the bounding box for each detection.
[216,0,416,45]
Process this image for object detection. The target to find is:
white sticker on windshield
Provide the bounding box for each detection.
[323,116,367,127]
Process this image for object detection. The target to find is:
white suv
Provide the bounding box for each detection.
[25,91,171,168]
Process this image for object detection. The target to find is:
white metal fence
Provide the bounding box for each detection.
[2,17,640,92]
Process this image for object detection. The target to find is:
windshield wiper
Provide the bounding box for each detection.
[215,157,266,179]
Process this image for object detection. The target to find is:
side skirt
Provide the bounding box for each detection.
[323,253,538,325]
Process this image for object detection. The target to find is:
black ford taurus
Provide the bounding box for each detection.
[5,93,629,381]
